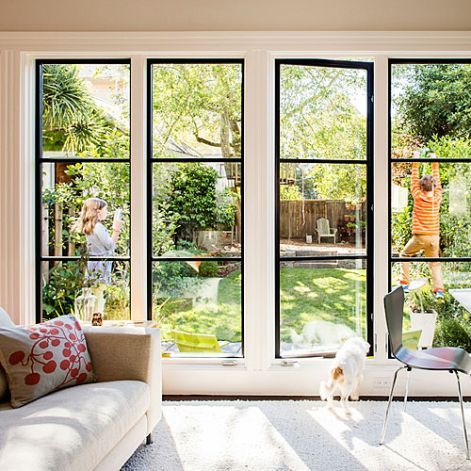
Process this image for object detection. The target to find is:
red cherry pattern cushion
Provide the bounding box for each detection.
[0,315,95,407]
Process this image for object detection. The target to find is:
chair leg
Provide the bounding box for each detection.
[146,433,153,445]
[403,367,411,412]
[380,366,405,445]
[454,371,470,460]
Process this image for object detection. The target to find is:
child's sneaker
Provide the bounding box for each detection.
[434,290,444,299]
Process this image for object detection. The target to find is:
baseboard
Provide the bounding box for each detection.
[164,394,470,401]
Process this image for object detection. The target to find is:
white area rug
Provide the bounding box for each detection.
[122,400,471,471]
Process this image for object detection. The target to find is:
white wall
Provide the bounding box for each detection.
[0,0,470,32]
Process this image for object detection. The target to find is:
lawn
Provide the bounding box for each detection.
[280,266,366,342]
[155,266,366,344]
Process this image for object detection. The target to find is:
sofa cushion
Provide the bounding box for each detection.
[0,315,95,407]
[0,380,150,471]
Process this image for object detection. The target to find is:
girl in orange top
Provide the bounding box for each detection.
[400,152,444,298]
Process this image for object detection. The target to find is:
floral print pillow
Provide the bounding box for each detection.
[0,315,94,407]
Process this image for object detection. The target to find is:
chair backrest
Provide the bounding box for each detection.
[317,218,330,235]
[383,286,405,355]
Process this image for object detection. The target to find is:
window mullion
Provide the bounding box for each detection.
[130,55,147,322]
[373,55,390,361]
[243,49,274,370]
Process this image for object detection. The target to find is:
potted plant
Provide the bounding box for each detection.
[406,279,438,349]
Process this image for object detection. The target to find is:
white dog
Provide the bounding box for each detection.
[319,337,370,414]
[290,320,356,347]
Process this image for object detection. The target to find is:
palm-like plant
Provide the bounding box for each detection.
[42,64,110,154]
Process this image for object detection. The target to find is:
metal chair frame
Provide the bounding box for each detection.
[380,286,470,460]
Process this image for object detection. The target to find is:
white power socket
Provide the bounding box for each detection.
[373,378,391,388]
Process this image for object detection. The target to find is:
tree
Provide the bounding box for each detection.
[396,63,471,144]
[42,64,114,153]
[152,63,242,158]
[280,65,367,161]
[166,163,219,241]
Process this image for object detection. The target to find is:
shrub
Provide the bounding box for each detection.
[434,317,471,352]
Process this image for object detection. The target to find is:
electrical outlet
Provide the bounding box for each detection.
[373,378,391,388]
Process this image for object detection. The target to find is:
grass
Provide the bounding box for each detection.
[280,266,366,341]
[155,266,367,343]
[156,270,242,342]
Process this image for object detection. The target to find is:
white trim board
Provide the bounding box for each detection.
[1,31,471,53]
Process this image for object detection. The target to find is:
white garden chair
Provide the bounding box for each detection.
[316,218,337,244]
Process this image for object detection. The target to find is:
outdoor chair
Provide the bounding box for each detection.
[316,218,337,244]
[171,330,221,353]
[380,286,471,460]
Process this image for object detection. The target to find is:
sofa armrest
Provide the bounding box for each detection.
[84,327,162,433]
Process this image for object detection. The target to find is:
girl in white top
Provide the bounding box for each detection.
[74,198,122,314]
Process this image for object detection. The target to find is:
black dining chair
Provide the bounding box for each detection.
[380,286,471,460]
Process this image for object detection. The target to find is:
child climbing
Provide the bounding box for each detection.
[400,152,445,298]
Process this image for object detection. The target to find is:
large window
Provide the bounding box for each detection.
[389,60,471,349]
[275,59,374,358]
[148,60,244,357]
[36,60,131,322]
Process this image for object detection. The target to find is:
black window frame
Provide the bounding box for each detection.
[275,58,375,358]
[146,58,245,358]
[388,58,471,291]
[35,58,132,323]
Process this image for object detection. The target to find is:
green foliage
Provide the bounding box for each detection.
[215,188,238,229]
[280,184,303,200]
[42,258,87,319]
[308,164,366,203]
[163,164,238,244]
[152,63,242,158]
[153,262,197,299]
[396,63,471,143]
[391,206,412,255]
[199,261,219,277]
[280,66,367,161]
[42,64,120,153]
[434,317,471,352]
[168,163,219,238]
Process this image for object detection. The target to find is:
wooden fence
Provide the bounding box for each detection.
[280,200,366,240]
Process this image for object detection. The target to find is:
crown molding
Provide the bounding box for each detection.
[0,31,471,54]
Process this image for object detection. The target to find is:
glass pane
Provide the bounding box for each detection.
[279,163,366,255]
[151,63,243,159]
[391,262,471,350]
[280,260,367,357]
[391,62,471,160]
[41,63,130,159]
[152,162,241,257]
[41,261,130,321]
[279,64,367,160]
[391,162,471,258]
[41,162,130,257]
[152,261,242,357]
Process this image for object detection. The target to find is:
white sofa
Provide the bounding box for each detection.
[0,316,162,471]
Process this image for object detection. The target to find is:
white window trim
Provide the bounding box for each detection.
[1,31,470,396]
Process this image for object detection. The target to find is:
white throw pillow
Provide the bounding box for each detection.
[0,307,14,400]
